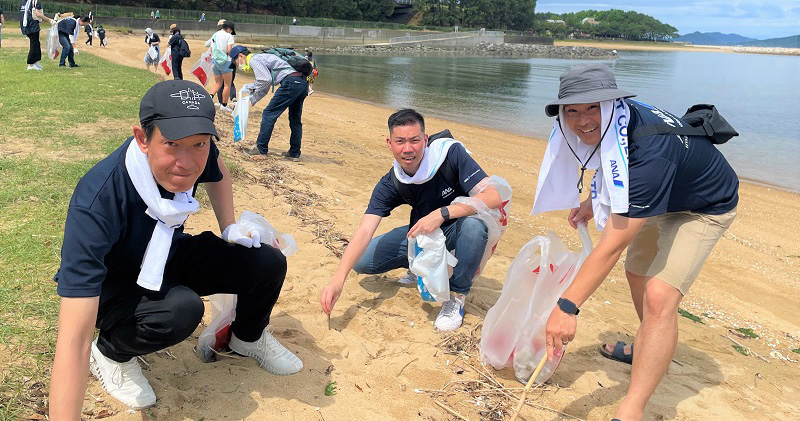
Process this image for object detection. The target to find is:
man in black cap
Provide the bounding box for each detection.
[533,63,738,421]
[48,80,303,418]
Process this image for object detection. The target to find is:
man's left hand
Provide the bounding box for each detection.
[545,306,577,359]
[407,209,445,238]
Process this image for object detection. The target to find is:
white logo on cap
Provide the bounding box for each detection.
[170,88,206,110]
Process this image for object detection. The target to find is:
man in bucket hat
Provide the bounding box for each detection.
[48,80,302,418]
[532,63,739,420]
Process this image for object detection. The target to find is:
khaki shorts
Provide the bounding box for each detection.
[625,208,737,295]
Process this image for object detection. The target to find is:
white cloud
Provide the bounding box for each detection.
[536,1,800,39]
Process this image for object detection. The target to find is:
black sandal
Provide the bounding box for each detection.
[599,341,633,365]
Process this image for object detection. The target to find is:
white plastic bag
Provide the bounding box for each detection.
[197,293,236,362]
[452,175,512,276]
[408,229,457,303]
[159,46,172,75]
[147,45,159,60]
[190,51,214,86]
[46,23,60,60]
[197,212,298,362]
[232,87,251,142]
[480,223,592,384]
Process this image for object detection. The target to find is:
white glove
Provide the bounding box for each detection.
[222,223,262,248]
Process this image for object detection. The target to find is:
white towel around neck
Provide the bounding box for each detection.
[531,99,631,230]
[392,138,467,185]
[125,140,199,291]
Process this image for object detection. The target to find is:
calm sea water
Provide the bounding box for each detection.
[316,51,799,190]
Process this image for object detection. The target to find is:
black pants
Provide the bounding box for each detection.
[85,34,93,45]
[26,31,42,64]
[172,54,184,80]
[218,66,236,102]
[95,231,287,362]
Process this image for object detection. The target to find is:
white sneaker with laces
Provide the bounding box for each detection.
[397,270,415,285]
[229,329,303,375]
[33,62,43,70]
[435,293,466,331]
[89,339,156,409]
[219,104,233,112]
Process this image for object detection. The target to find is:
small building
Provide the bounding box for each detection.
[581,17,599,25]
[546,19,566,25]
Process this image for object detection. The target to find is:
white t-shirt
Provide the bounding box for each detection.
[205,30,234,55]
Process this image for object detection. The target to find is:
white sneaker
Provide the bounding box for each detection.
[33,62,43,70]
[229,329,303,375]
[435,293,466,331]
[397,270,415,285]
[219,104,233,112]
[89,339,156,409]
[308,89,314,96]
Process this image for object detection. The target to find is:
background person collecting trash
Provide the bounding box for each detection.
[532,63,738,421]
[167,23,189,80]
[143,27,160,72]
[205,20,236,111]
[57,14,89,68]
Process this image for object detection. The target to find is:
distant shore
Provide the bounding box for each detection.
[557,39,800,56]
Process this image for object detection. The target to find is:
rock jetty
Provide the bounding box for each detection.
[316,42,614,59]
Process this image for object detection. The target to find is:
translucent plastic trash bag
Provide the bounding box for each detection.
[408,229,457,303]
[46,24,60,60]
[197,212,297,362]
[159,46,172,75]
[190,51,214,86]
[232,87,251,142]
[480,223,593,384]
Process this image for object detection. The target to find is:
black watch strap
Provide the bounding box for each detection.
[557,298,580,315]
[440,206,450,221]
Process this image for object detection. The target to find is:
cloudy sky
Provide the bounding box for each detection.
[536,1,800,40]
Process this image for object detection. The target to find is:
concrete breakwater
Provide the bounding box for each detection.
[316,42,614,58]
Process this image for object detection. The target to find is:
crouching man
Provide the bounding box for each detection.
[49,80,302,418]
[320,109,504,331]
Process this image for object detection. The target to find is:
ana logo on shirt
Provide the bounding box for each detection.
[170,88,206,110]
[441,187,454,198]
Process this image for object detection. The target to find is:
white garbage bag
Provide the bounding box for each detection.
[46,23,60,60]
[408,229,457,303]
[480,223,593,384]
[190,51,214,86]
[159,46,172,75]
[147,45,159,60]
[232,87,251,142]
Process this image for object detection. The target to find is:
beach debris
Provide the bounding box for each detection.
[324,381,337,396]
[324,365,334,375]
[434,400,469,420]
[397,357,419,376]
[355,383,363,392]
[678,308,705,324]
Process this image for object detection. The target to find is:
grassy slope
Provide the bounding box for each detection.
[0,47,158,420]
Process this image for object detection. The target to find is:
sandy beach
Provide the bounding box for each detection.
[11,32,800,420]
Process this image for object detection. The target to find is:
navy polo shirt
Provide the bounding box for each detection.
[57,18,77,36]
[19,0,43,35]
[366,144,487,227]
[620,99,739,218]
[54,137,222,298]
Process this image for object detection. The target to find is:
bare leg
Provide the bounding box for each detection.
[614,276,682,421]
[220,72,233,105]
[208,74,223,97]
[602,270,646,357]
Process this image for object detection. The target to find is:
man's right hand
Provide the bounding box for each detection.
[320,281,343,315]
[568,197,593,229]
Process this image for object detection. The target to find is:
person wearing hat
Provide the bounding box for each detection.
[230,45,310,160]
[48,80,303,417]
[533,63,738,421]
[204,19,236,111]
[143,27,160,72]
[167,23,187,80]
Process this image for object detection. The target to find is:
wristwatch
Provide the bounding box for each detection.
[557,298,580,316]
[440,206,450,222]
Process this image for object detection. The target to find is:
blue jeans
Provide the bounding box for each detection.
[255,76,308,157]
[58,33,75,67]
[353,218,489,295]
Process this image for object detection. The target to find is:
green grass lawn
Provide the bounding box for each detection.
[0,47,159,420]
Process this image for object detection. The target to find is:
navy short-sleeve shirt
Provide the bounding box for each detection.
[365,144,487,227]
[19,0,43,35]
[621,99,739,218]
[54,137,222,297]
[57,18,77,35]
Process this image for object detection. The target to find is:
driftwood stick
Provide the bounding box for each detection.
[509,354,548,421]
[434,400,470,421]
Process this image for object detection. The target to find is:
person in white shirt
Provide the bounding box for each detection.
[204,20,235,111]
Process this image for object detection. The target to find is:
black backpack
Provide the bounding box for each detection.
[262,48,313,76]
[180,38,191,58]
[390,130,460,205]
[631,103,739,145]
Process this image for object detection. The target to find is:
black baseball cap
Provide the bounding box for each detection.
[139,80,218,140]
[222,21,236,35]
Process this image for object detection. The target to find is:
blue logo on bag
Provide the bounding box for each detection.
[413,242,436,302]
